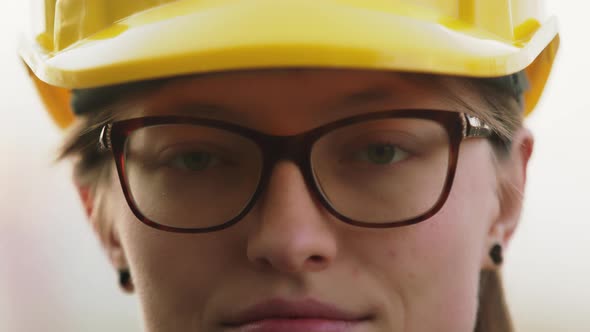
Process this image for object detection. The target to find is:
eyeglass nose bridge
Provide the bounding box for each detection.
[255,133,325,207]
[263,133,312,164]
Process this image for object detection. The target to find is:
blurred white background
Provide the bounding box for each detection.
[0,1,588,332]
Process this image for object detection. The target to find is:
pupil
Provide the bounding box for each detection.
[368,144,395,164]
[183,153,210,170]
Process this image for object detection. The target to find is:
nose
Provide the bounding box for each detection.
[246,161,338,274]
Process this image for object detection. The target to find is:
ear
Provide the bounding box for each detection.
[482,127,534,269]
[74,180,130,274]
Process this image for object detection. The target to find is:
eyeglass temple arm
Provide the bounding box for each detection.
[99,124,113,152]
[463,114,494,138]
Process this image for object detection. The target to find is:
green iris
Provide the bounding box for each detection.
[177,152,212,171]
[366,144,397,165]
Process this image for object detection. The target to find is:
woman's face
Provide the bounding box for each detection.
[94,69,521,332]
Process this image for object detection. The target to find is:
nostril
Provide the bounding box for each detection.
[309,255,325,263]
[304,255,330,271]
[254,257,273,269]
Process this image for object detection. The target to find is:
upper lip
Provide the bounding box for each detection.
[222,298,372,326]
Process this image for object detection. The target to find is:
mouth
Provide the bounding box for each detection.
[221,298,374,332]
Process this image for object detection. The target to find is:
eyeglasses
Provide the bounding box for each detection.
[99,109,492,233]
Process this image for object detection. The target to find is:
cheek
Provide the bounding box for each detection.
[123,214,243,328]
[108,171,239,326]
[413,142,498,274]
[399,199,484,330]
[358,145,497,331]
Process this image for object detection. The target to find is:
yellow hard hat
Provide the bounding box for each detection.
[20,0,559,129]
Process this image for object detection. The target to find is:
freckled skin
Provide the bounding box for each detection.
[93,69,523,332]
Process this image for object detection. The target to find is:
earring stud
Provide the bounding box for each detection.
[118,269,134,292]
[489,243,503,265]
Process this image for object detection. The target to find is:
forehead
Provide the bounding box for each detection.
[114,69,479,133]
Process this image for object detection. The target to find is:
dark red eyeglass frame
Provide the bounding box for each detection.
[100,109,493,233]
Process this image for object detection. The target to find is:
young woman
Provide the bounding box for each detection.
[20,1,559,331]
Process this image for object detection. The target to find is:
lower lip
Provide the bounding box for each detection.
[224,318,366,332]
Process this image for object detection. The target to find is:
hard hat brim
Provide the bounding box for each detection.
[21,1,558,89]
[19,0,560,128]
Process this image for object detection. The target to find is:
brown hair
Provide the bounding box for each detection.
[477,270,515,331]
[58,72,523,332]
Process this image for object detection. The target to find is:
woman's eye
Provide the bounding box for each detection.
[168,151,218,171]
[358,144,409,165]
